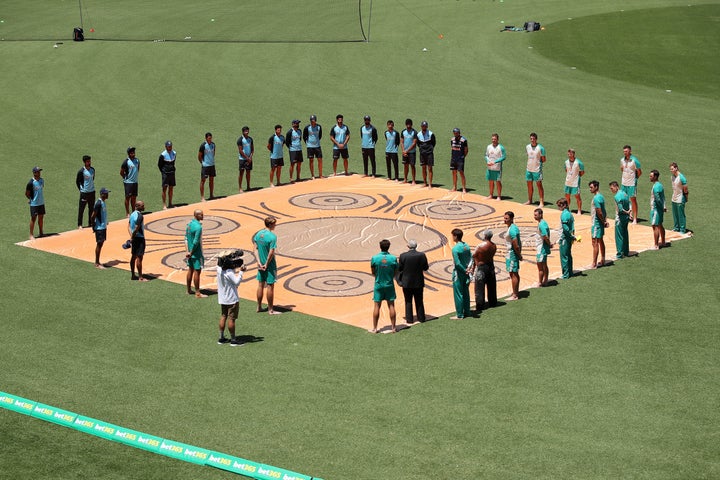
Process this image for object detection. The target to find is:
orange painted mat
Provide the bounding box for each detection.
[20,175,688,331]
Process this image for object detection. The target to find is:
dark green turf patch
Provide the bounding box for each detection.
[530,5,720,100]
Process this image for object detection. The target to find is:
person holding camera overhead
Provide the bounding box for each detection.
[216,250,247,346]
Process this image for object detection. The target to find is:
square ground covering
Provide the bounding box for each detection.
[20,175,686,330]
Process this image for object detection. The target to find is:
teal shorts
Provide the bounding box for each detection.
[187,256,203,270]
[591,222,605,238]
[256,268,277,285]
[486,170,502,181]
[505,258,520,273]
[564,186,579,195]
[536,252,548,263]
[621,185,637,197]
[373,285,396,302]
[526,171,542,182]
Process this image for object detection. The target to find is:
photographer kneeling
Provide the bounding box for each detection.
[216,250,247,346]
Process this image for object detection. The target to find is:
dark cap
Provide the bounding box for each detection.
[100,187,110,195]
[292,119,300,125]
[453,128,461,133]
[310,114,317,121]
[364,115,371,121]
[165,141,172,147]
[32,166,42,173]
[127,146,136,154]
[421,121,428,127]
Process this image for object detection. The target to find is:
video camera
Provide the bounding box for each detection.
[217,249,244,270]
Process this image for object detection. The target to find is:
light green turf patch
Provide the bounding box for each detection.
[530,5,720,100]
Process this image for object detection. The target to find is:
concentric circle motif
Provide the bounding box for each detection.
[410,200,494,220]
[289,192,376,210]
[275,217,445,262]
[161,248,257,270]
[284,270,374,297]
[146,216,239,236]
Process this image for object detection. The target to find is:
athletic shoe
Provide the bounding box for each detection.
[230,338,244,347]
[217,337,230,345]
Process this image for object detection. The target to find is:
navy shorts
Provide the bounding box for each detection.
[201,165,217,178]
[124,183,138,197]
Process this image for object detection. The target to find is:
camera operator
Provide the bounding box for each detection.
[216,250,247,346]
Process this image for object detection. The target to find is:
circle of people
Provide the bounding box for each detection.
[24,115,690,335]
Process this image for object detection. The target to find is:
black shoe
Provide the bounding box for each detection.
[230,338,244,347]
[217,337,230,345]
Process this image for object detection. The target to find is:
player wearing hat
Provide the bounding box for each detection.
[285,120,304,182]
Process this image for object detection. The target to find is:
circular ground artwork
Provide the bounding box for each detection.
[284,270,375,297]
[410,200,495,220]
[426,259,509,284]
[289,192,376,210]
[275,217,446,262]
[146,216,239,236]
[161,248,257,270]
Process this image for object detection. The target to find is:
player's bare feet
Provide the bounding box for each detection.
[138,277,149,282]
[523,201,532,205]
[95,264,106,270]
[195,292,207,298]
[368,328,377,334]
[506,295,520,301]
[496,196,501,201]
[268,310,281,315]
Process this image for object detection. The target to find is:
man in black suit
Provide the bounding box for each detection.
[398,239,429,323]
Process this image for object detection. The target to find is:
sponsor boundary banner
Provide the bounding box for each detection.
[1,391,319,480]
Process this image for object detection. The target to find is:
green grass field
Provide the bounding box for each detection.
[1,1,719,479]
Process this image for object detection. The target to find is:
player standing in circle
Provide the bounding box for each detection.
[90,187,110,269]
[485,133,506,200]
[669,162,688,233]
[450,228,472,319]
[620,145,642,224]
[198,132,216,201]
[525,132,546,206]
[303,115,323,179]
[401,118,418,184]
[504,211,523,300]
[26,166,45,240]
[609,181,631,259]
[267,125,285,187]
[158,141,176,209]
[360,115,378,177]
[417,120,436,189]
[533,208,551,287]
[384,120,400,181]
[450,128,468,193]
[556,198,576,279]
[286,119,304,183]
[185,209,206,297]
[253,216,280,315]
[588,180,608,268]
[370,239,398,333]
[330,114,350,176]
[564,148,584,215]
[128,200,147,282]
[649,169,667,249]
[237,127,254,193]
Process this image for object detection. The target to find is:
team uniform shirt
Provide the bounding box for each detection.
[416,130,436,155]
[560,209,575,241]
[199,141,216,167]
[330,125,350,150]
[371,251,398,288]
[360,125,378,149]
[27,178,45,206]
[591,193,607,233]
[671,173,687,204]
[93,199,108,231]
[123,157,139,184]
[303,124,322,148]
[620,155,641,187]
[536,219,551,256]
[485,143,506,172]
[159,149,176,173]
[614,190,631,219]
[253,228,278,271]
[268,134,285,159]
[237,136,253,160]
[216,266,244,305]
[564,159,584,188]
[385,130,400,153]
[185,218,203,260]
[78,166,95,193]
[451,136,468,160]
[402,128,417,153]
[286,128,303,152]
[129,210,144,238]
[451,242,472,282]
[526,143,546,173]
[651,182,665,212]
[506,224,522,261]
